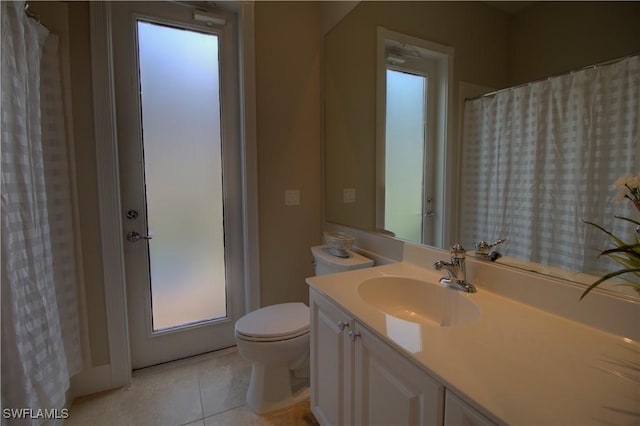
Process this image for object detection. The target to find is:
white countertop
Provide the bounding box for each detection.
[306,262,640,425]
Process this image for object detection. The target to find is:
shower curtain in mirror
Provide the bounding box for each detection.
[460,55,639,275]
[1,1,84,422]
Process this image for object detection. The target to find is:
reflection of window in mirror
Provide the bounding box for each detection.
[376,28,453,247]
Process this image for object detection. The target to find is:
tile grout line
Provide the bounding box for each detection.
[182,348,246,426]
[201,402,248,424]
[197,369,206,425]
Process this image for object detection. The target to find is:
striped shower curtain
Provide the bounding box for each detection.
[460,56,640,275]
[1,1,83,423]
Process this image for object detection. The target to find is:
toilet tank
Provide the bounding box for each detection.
[311,245,373,276]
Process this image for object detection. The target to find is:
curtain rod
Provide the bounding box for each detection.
[465,52,640,102]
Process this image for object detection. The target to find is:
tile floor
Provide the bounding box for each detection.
[67,347,319,426]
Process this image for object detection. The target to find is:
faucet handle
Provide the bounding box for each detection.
[474,239,506,255]
[492,238,506,247]
[450,243,466,259]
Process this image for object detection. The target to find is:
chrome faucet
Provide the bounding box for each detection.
[434,243,476,293]
[474,238,506,262]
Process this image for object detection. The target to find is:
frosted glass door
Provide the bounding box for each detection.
[385,69,427,244]
[137,21,226,331]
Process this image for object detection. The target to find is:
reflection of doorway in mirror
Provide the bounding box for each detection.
[385,69,428,243]
[377,29,453,247]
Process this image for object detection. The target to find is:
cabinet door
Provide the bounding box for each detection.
[444,390,496,426]
[310,289,354,426]
[354,324,444,426]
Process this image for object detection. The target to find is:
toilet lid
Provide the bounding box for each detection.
[235,302,310,341]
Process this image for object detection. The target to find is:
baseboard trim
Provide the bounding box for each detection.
[70,364,118,400]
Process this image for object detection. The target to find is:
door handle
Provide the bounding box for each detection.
[127,231,152,242]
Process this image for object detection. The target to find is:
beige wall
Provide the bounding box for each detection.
[66,1,111,368]
[320,1,360,36]
[509,2,640,86]
[255,1,324,307]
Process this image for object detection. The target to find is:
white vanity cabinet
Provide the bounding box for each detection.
[310,288,354,425]
[310,289,444,426]
[353,324,444,425]
[444,391,495,426]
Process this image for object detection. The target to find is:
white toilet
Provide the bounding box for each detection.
[234,245,373,414]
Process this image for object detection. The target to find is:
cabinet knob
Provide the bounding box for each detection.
[338,320,349,331]
[349,330,361,342]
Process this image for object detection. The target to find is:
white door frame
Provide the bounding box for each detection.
[89,1,259,388]
[375,27,454,248]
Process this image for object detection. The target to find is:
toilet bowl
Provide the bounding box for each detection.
[234,244,373,414]
[234,302,310,414]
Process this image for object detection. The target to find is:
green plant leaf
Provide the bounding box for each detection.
[606,255,640,281]
[614,215,640,226]
[580,268,640,300]
[583,220,626,246]
[600,243,640,259]
[581,214,640,300]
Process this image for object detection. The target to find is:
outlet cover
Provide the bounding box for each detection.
[343,188,356,203]
[285,190,300,206]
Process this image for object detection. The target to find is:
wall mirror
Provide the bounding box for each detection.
[323,1,640,298]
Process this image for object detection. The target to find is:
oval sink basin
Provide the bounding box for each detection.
[358,276,481,327]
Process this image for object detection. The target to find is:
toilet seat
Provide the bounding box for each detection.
[235,303,310,342]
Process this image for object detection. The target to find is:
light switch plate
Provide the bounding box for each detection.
[285,189,300,206]
[343,188,356,203]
